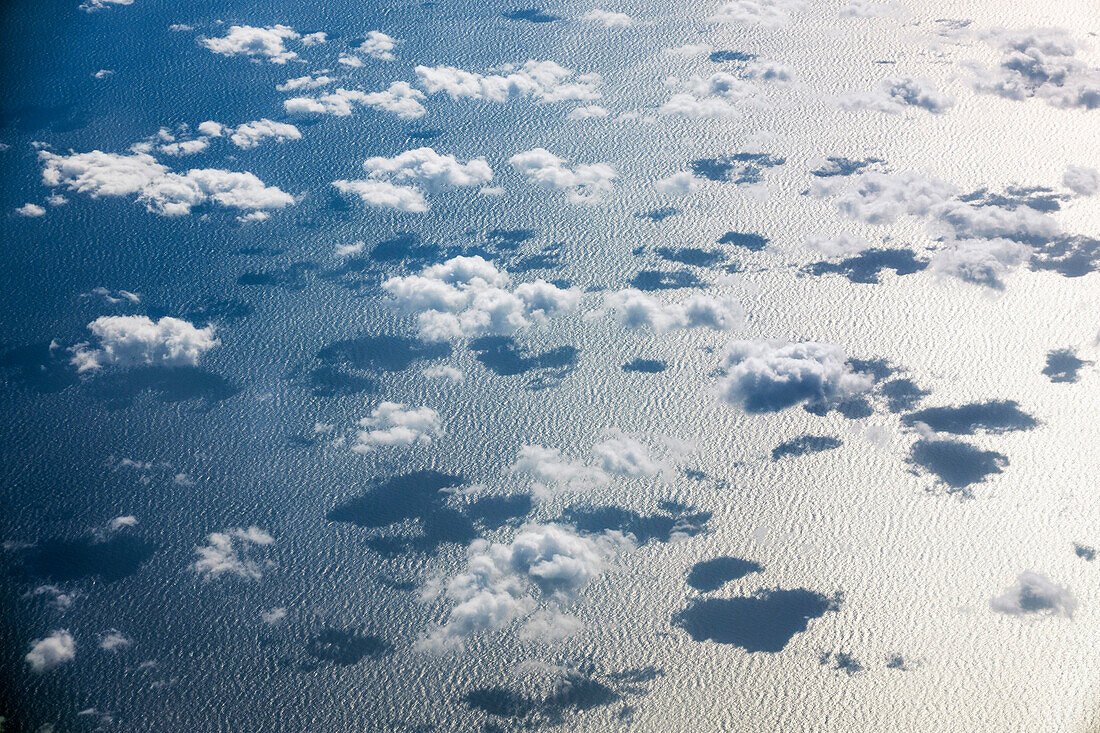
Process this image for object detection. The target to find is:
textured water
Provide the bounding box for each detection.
[1,0,1099,730]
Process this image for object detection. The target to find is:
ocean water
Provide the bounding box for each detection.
[1,0,1099,730]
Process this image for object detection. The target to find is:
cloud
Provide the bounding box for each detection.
[717,340,874,412]
[509,148,616,203]
[659,73,759,118]
[664,43,713,58]
[261,607,287,624]
[39,150,294,216]
[382,256,579,340]
[519,609,583,642]
[710,0,806,26]
[353,402,443,451]
[284,83,427,119]
[416,523,631,652]
[990,571,1077,617]
[582,10,633,26]
[26,630,76,672]
[276,74,332,92]
[1064,165,1099,196]
[98,630,132,651]
[357,30,399,59]
[338,53,364,68]
[968,28,1100,110]
[840,76,954,113]
[510,445,611,498]
[199,25,301,64]
[191,527,274,581]
[423,364,464,381]
[567,105,610,120]
[227,119,301,149]
[655,171,700,195]
[929,237,1030,288]
[334,147,490,212]
[68,316,217,373]
[107,515,138,532]
[806,233,873,258]
[27,584,77,609]
[839,0,894,17]
[416,60,601,104]
[602,289,743,331]
[80,0,132,11]
[16,203,45,217]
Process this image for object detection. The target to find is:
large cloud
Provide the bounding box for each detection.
[191,527,274,581]
[39,150,294,217]
[509,148,616,203]
[334,147,491,212]
[840,76,954,114]
[25,630,76,672]
[716,340,874,412]
[990,571,1077,617]
[199,25,301,64]
[968,28,1100,110]
[353,402,443,451]
[602,289,744,331]
[69,316,218,373]
[416,60,601,104]
[416,523,631,652]
[284,83,426,119]
[382,256,579,340]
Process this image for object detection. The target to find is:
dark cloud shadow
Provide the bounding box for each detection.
[1043,348,1089,383]
[237,261,320,290]
[903,400,1037,434]
[686,557,764,592]
[305,628,390,666]
[630,269,705,291]
[465,674,619,726]
[561,501,710,544]
[1030,235,1100,277]
[317,334,451,372]
[820,651,863,674]
[89,367,240,408]
[807,248,928,284]
[655,247,727,267]
[810,157,883,178]
[184,298,253,325]
[622,358,666,374]
[674,589,840,652]
[469,336,577,389]
[881,378,928,413]
[690,153,784,184]
[771,435,842,460]
[307,365,377,397]
[718,231,768,251]
[959,186,1066,213]
[1074,543,1095,561]
[909,439,1008,491]
[638,206,679,222]
[0,342,80,393]
[18,533,157,583]
[503,7,560,22]
[709,50,756,62]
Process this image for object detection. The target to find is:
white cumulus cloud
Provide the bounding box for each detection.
[353,402,443,451]
[26,630,76,672]
[602,289,744,331]
[509,148,616,203]
[990,571,1077,617]
[199,25,301,64]
[191,527,274,581]
[69,316,218,373]
[416,60,601,104]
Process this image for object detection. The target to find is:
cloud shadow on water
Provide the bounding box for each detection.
[0,342,81,393]
[909,439,1008,492]
[686,557,764,592]
[1043,348,1089,383]
[806,248,928,284]
[305,627,390,666]
[561,501,710,544]
[629,270,705,291]
[674,589,840,652]
[89,367,240,409]
[19,533,157,583]
[771,435,842,461]
[903,400,1037,434]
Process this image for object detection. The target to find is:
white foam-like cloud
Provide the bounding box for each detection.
[717,340,874,412]
[80,0,132,11]
[39,150,294,216]
[284,83,426,119]
[710,0,806,26]
[382,255,579,340]
[663,43,713,58]
[199,25,301,64]
[510,445,611,498]
[99,630,132,651]
[16,203,46,217]
[276,74,332,92]
[69,316,218,373]
[416,523,631,653]
[353,402,443,451]
[567,105,610,121]
[423,365,464,381]
[228,119,302,149]
[602,289,744,331]
[840,76,954,113]
[806,233,873,258]
[416,60,601,104]
[1063,165,1099,196]
[107,515,138,532]
[191,527,274,581]
[509,148,616,203]
[655,171,700,195]
[660,72,759,118]
[839,0,894,17]
[991,571,1077,617]
[332,180,427,212]
[359,30,399,59]
[334,147,491,212]
[582,9,633,26]
[968,28,1100,110]
[929,237,1031,288]
[26,630,76,672]
[261,607,287,625]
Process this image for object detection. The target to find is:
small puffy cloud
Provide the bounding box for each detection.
[968,28,1100,110]
[199,25,300,64]
[353,402,443,451]
[710,0,806,26]
[509,148,616,203]
[990,571,1077,618]
[338,53,364,68]
[520,609,583,642]
[655,171,699,195]
[416,523,630,653]
[107,515,138,532]
[359,30,398,60]
[416,60,601,104]
[1064,165,1099,196]
[423,364,464,381]
[191,527,274,581]
[602,289,743,331]
[69,316,217,373]
[98,630,132,651]
[334,147,490,212]
[806,233,872,258]
[228,119,301,149]
[16,203,46,217]
[276,74,332,92]
[28,585,77,610]
[717,340,874,412]
[300,31,326,46]
[567,105,610,120]
[383,255,579,340]
[26,630,76,672]
[80,0,132,11]
[929,237,1030,289]
[39,150,294,216]
[840,76,954,113]
[660,73,759,118]
[840,0,894,17]
[582,9,633,26]
[261,607,287,625]
[510,445,611,499]
[284,83,426,119]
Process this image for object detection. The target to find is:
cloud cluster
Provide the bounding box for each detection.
[353,402,443,451]
[199,25,302,64]
[1064,165,1099,196]
[80,0,132,11]
[69,316,218,373]
[717,340,874,412]
[276,74,332,92]
[990,571,1077,617]
[509,148,616,203]
[415,61,601,104]
[198,119,302,150]
[382,255,579,339]
[710,0,806,26]
[602,289,744,331]
[660,72,759,118]
[26,630,76,672]
[969,28,1100,110]
[284,83,427,119]
[334,147,491,212]
[39,150,294,217]
[840,76,954,114]
[417,523,631,652]
[191,527,274,581]
[358,30,399,60]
